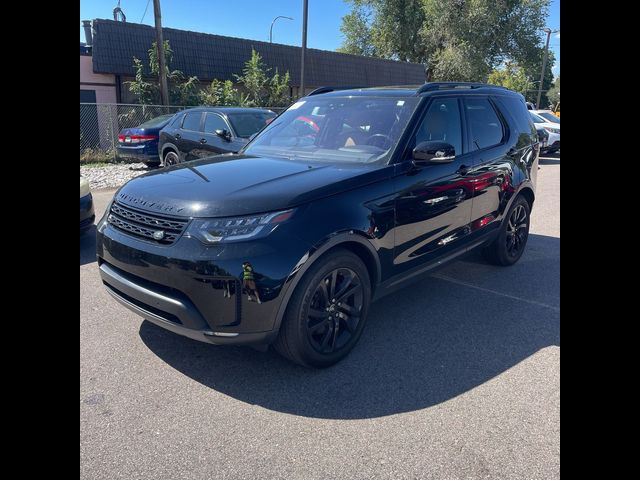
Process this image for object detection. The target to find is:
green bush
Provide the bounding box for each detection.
[80,148,115,164]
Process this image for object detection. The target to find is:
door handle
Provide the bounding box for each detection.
[457,165,470,175]
[175,133,181,139]
[200,138,207,144]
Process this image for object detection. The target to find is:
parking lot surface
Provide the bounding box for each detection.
[81,156,559,479]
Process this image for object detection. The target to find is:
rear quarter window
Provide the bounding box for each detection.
[169,113,184,127]
[495,95,537,147]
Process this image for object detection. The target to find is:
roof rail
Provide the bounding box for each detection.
[416,82,504,94]
[307,86,364,96]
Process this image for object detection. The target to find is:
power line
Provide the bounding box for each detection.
[141,0,151,23]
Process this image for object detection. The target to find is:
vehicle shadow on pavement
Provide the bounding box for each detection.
[539,152,560,165]
[80,226,97,266]
[139,233,559,420]
[539,158,560,165]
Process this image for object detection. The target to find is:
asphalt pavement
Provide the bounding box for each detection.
[80,155,560,479]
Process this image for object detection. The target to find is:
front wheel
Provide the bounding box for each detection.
[483,196,531,266]
[274,249,371,368]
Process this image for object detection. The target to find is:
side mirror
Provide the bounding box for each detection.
[412,141,456,164]
[215,129,232,142]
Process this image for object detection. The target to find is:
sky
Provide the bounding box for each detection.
[80,0,559,76]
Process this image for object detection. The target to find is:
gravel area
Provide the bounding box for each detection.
[80,163,158,190]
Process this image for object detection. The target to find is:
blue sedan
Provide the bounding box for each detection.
[116,113,176,165]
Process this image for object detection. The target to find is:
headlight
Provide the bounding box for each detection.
[544,127,560,134]
[186,209,295,244]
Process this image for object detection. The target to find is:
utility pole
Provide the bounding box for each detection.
[153,0,169,106]
[300,0,308,97]
[536,27,559,109]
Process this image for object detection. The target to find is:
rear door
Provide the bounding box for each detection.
[179,111,204,161]
[463,96,512,240]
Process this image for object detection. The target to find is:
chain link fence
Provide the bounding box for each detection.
[80,103,286,163]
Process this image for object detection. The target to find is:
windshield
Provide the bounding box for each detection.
[537,111,560,124]
[529,112,547,124]
[244,96,421,164]
[227,111,277,138]
[138,114,175,128]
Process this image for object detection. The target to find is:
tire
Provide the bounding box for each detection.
[482,195,531,266]
[163,150,180,167]
[274,248,372,368]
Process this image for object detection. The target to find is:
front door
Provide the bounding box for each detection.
[200,113,246,156]
[392,97,475,276]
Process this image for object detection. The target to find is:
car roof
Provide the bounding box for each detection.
[179,107,276,115]
[309,83,521,98]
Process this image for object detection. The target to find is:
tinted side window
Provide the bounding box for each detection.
[495,95,537,137]
[412,98,462,156]
[464,98,504,150]
[182,112,202,131]
[204,113,228,133]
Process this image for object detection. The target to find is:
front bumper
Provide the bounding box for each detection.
[80,193,95,230]
[96,214,312,345]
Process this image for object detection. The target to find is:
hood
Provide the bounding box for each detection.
[115,155,390,217]
[534,121,560,131]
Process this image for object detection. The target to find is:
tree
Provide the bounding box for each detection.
[337,6,378,56]
[338,0,551,82]
[127,57,156,105]
[521,49,555,106]
[547,75,560,106]
[126,40,200,106]
[487,63,533,95]
[128,44,290,107]
[234,49,292,107]
[200,79,248,106]
[268,68,291,107]
[234,49,270,106]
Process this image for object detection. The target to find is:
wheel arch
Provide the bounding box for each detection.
[161,143,179,158]
[270,231,381,337]
[517,185,535,212]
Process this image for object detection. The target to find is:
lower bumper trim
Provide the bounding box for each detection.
[101,263,277,346]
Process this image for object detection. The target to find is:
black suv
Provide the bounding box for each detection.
[97,83,539,367]
[158,107,276,166]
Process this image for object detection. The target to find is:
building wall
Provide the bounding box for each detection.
[80,55,117,104]
[80,55,118,151]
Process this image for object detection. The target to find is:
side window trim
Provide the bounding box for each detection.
[204,112,234,137]
[181,112,204,132]
[400,95,465,162]
[463,95,509,152]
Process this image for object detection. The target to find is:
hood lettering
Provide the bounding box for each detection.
[118,192,185,213]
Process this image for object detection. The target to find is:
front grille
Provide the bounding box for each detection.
[108,201,189,244]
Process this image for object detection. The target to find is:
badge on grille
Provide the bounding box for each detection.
[152,230,165,240]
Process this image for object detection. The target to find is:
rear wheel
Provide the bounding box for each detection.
[274,249,371,368]
[163,150,180,167]
[483,195,531,266]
